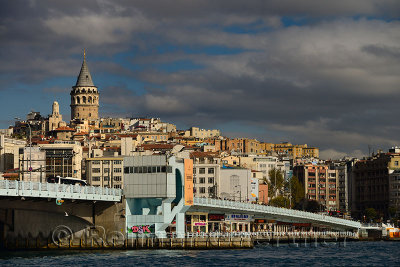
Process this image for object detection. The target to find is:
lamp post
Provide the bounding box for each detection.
[15,117,32,181]
[234,185,242,202]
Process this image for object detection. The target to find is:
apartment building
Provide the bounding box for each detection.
[352,150,400,219]
[0,134,26,173]
[293,163,339,211]
[38,141,82,179]
[187,127,220,139]
[264,142,320,159]
[86,157,124,189]
[191,152,220,198]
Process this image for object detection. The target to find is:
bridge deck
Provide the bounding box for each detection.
[193,197,361,230]
[0,180,122,202]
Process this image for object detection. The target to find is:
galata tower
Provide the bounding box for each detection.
[70,50,99,121]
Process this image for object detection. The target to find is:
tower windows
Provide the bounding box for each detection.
[88,96,92,103]
[83,96,86,103]
[76,96,80,104]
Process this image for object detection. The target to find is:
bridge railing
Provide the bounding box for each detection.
[184,231,358,238]
[193,197,361,229]
[0,180,122,201]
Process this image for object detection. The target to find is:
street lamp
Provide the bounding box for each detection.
[234,185,242,202]
[15,117,32,181]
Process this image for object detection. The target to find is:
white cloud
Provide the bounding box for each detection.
[44,14,154,45]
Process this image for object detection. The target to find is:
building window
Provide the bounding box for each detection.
[93,168,100,173]
[199,177,205,184]
[396,161,399,166]
[199,168,205,174]
[114,185,121,189]
[208,177,214,184]
[124,167,129,174]
[208,168,214,174]
[104,177,110,181]
[114,176,122,181]
[114,168,121,173]
[200,187,206,194]
[92,177,100,181]
[193,178,196,184]
[92,161,100,165]
[114,160,122,164]
[103,160,110,164]
[104,168,110,173]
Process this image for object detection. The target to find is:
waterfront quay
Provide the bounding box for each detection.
[2,231,357,250]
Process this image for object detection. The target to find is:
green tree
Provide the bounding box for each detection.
[269,195,290,208]
[365,208,377,222]
[287,175,305,207]
[265,168,284,198]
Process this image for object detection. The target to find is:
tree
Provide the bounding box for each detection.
[265,168,284,198]
[269,196,290,208]
[287,175,305,208]
[365,208,377,222]
[305,200,322,213]
[293,198,325,212]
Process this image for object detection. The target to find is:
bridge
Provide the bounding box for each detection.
[191,197,361,230]
[0,180,122,202]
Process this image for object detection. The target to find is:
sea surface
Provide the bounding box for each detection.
[0,241,399,266]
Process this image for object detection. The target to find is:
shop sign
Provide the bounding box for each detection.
[225,214,252,221]
[208,214,225,221]
[255,219,265,223]
[194,222,207,226]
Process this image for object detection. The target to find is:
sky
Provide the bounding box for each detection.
[0,0,400,159]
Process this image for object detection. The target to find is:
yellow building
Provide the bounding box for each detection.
[260,142,319,159]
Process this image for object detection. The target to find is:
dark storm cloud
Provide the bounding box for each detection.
[1,0,400,159]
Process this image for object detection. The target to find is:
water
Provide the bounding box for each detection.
[0,241,399,266]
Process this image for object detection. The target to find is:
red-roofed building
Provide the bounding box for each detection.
[50,126,76,141]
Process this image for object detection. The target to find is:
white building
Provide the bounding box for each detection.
[191,152,220,198]
[0,135,26,173]
[38,141,82,179]
[219,167,252,202]
[19,146,46,182]
[86,157,123,189]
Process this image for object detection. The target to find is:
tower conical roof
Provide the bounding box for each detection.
[75,50,95,87]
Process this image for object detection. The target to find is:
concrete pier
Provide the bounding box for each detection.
[1,231,358,250]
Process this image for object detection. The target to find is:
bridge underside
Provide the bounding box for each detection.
[0,196,124,247]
